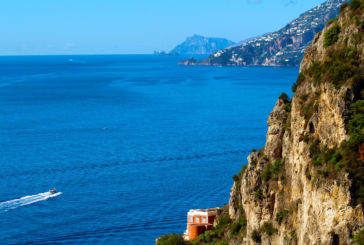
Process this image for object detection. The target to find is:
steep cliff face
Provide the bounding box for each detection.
[226,2,364,244]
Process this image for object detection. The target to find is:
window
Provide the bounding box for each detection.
[189,216,193,222]
[196,217,199,222]
[203,217,206,223]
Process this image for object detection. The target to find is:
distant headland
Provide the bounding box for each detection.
[179,0,345,67]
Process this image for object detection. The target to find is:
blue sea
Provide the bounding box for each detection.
[0,55,298,244]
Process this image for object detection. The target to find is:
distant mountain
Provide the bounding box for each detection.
[181,0,346,67]
[170,35,235,55]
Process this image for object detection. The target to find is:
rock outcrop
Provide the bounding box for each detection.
[264,99,287,160]
[179,57,197,66]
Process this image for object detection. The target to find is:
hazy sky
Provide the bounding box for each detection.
[0,0,327,55]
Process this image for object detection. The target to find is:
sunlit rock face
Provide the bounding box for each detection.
[227,5,364,245]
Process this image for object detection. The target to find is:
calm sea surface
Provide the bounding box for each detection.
[0,55,298,244]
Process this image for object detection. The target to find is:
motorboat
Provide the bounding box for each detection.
[49,188,57,194]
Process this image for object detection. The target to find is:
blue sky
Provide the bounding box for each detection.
[0,0,326,55]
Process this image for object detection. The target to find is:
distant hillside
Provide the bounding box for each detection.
[170,35,235,55]
[229,35,262,48]
[181,0,346,66]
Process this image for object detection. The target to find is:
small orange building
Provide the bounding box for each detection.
[183,208,219,241]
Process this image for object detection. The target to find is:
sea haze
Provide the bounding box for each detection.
[0,55,298,244]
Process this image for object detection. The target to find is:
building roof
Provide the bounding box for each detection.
[187,207,219,216]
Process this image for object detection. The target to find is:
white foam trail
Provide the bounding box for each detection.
[0,192,62,212]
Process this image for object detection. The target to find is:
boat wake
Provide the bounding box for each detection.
[0,191,62,212]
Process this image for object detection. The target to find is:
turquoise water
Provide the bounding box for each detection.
[0,55,298,244]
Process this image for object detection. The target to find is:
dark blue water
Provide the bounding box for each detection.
[0,55,298,244]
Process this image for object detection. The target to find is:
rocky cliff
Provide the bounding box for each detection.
[223,1,364,244]
[157,1,364,245]
[180,0,346,67]
[170,35,235,55]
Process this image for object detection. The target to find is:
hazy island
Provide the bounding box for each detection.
[169,35,235,55]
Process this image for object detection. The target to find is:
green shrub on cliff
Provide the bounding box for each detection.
[353,228,364,244]
[232,175,239,182]
[302,98,315,120]
[301,45,359,90]
[292,73,305,92]
[328,60,355,85]
[279,92,289,102]
[271,159,284,175]
[324,24,341,47]
[302,133,310,143]
[275,209,290,224]
[260,159,285,182]
[326,18,336,27]
[283,102,292,113]
[251,230,261,242]
[229,213,247,237]
[216,214,232,230]
[260,222,278,236]
[289,230,298,243]
[340,2,348,12]
[278,92,292,113]
[260,166,271,181]
[157,233,190,245]
[304,95,364,205]
[254,188,264,199]
[306,62,323,85]
[349,0,364,11]
[313,102,319,112]
[348,100,364,145]
[337,99,364,205]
